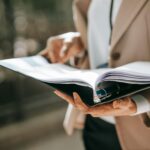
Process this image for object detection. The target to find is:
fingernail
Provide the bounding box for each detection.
[73,92,77,99]
[54,90,58,95]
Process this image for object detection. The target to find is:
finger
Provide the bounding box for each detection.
[86,102,135,117]
[90,98,137,117]
[90,102,114,115]
[113,97,132,109]
[48,49,58,63]
[47,40,63,63]
[60,46,81,63]
[73,92,89,112]
[112,97,137,115]
[54,90,74,105]
[116,97,137,114]
[60,42,71,57]
[60,44,67,57]
[89,102,129,116]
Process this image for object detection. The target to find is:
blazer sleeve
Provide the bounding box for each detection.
[72,0,90,49]
[138,89,150,127]
[70,0,91,69]
[131,94,150,115]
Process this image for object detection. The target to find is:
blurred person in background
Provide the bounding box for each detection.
[40,0,150,150]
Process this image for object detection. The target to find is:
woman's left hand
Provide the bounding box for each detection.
[54,90,137,117]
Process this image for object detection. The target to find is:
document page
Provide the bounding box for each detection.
[0,56,109,88]
[96,61,150,84]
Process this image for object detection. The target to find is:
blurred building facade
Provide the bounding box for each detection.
[0,0,74,127]
[0,1,85,150]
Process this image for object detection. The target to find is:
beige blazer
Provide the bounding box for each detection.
[71,0,150,149]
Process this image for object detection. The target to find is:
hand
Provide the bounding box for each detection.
[39,32,84,64]
[54,90,137,117]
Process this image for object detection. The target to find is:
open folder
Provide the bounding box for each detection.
[0,55,150,107]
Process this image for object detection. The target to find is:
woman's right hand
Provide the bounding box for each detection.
[39,32,85,64]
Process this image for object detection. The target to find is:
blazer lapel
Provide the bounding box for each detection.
[111,0,148,51]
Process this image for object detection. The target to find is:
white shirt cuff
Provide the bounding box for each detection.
[131,94,150,115]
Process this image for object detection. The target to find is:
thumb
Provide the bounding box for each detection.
[113,98,131,109]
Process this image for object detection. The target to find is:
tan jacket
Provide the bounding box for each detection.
[72,0,150,149]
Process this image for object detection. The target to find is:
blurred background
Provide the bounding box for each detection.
[0,0,84,149]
